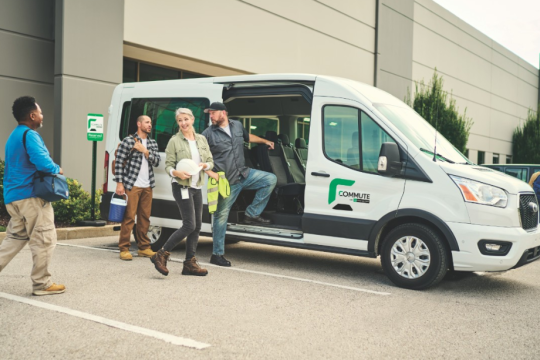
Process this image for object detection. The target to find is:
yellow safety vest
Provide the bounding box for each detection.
[207,172,230,214]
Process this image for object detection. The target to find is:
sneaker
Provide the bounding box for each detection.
[244,215,272,225]
[182,257,208,276]
[138,248,156,258]
[150,249,170,276]
[33,283,66,296]
[210,254,231,267]
[120,251,133,261]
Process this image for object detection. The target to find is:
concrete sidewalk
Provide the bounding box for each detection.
[0,224,118,243]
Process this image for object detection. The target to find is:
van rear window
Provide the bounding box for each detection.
[120,98,210,152]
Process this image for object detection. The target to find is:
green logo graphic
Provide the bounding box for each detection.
[328,178,355,204]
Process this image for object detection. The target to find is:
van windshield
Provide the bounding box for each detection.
[373,104,471,164]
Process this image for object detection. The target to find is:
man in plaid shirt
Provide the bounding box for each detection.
[114,115,160,261]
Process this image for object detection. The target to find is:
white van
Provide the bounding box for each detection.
[101,74,540,289]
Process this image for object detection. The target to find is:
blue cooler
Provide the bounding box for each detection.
[109,194,128,223]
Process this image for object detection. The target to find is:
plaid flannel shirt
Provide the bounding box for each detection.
[114,133,160,190]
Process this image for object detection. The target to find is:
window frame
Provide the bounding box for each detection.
[321,104,397,175]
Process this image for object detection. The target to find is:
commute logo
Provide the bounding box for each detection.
[328,178,371,204]
[328,178,355,204]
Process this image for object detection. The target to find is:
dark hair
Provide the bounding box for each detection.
[12,96,37,122]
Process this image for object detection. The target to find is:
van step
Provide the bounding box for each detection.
[227,223,303,239]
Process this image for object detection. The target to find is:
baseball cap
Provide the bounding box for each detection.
[204,102,227,113]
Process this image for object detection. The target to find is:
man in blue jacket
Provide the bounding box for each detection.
[0,96,65,296]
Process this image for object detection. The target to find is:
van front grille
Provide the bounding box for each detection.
[519,194,539,230]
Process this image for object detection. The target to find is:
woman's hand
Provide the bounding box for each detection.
[172,170,191,180]
[206,170,219,181]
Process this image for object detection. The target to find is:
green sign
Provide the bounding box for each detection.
[87,113,103,141]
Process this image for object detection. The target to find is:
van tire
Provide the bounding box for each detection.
[133,225,175,252]
[380,223,448,290]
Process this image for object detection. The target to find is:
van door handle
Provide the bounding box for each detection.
[311,171,330,178]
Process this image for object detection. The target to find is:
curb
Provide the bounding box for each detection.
[0,224,119,242]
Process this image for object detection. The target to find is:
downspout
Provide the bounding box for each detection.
[373,0,380,87]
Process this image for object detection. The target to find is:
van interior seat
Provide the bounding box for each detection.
[278,134,305,183]
[295,138,308,167]
[257,131,304,196]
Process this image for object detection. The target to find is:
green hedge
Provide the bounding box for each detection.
[0,159,100,225]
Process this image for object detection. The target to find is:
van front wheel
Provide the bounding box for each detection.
[380,223,448,290]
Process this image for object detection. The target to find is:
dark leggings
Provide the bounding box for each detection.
[162,184,202,259]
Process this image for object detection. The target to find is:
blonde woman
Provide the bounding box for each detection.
[150,108,214,276]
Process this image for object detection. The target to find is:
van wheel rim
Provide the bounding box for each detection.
[390,236,431,279]
[147,226,162,244]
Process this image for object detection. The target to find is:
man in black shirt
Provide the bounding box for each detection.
[202,102,277,267]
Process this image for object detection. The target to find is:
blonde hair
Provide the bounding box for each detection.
[175,108,196,137]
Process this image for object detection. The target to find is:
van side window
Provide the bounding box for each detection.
[122,98,210,151]
[360,112,395,173]
[118,101,131,141]
[323,106,395,173]
[323,106,360,169]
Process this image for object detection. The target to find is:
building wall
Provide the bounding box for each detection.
[0,0,56,159]
[411,0,539,164]
[54,0,124,191]
[124,0,377,84]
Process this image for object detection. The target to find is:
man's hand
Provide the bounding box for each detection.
[58,167,64,175]
[266,141,274,150]
[172,170,191,180]
[133,139,147,153]
[206,170,219,181]
[116,183,125,195]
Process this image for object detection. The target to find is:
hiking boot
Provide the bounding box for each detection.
[120,251,133,261]
[150,249,170,276]
[182,257,208,276]
[210,254,231,267]
[33,283,66,296]
[138,248,156,258]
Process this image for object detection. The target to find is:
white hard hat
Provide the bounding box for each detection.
[176,159,202,175]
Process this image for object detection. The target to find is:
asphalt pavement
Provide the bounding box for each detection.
[1,235,539,359]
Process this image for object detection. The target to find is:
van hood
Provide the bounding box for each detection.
[437,162,532,195]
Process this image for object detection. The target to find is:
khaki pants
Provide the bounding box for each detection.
[118,186,152,252]
[0,197,57,291]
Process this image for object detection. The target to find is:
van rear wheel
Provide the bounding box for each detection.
[133,225,175,252]
[380,223,448,290]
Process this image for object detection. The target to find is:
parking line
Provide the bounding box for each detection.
[58,243,391,296]
[0,291,210,350]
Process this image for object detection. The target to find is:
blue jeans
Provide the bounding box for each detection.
[212,169,277,255]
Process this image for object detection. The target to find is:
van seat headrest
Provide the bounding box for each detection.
[265,131,278,143]
[278,134,290,146]
[295,138,307,149]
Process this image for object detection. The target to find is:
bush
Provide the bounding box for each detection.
[0,159,5,216]
[512,109,540,164]
[52,178,102,225]
[405,70,473,153]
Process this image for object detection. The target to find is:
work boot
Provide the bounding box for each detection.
[138,248,156,258]
[120,251,133,261]
[182,257,208,276]
[33,283,66,296]
[150,249,170,276]
[210,254,231,267]
[244,215,272,225]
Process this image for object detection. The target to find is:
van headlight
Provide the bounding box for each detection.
[449,175,508,208]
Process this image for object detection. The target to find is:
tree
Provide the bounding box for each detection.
[512,108,540,163]
[405,71,473,153]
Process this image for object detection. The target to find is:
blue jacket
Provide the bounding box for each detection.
[534,176,540,203]
[4,125,60,204]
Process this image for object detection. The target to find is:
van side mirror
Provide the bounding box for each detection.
[378,142,402,177]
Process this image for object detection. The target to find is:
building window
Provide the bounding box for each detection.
[122,58,208,83]
[493,153,499,164]
[477,151,485,165]
[506,155,512,164]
